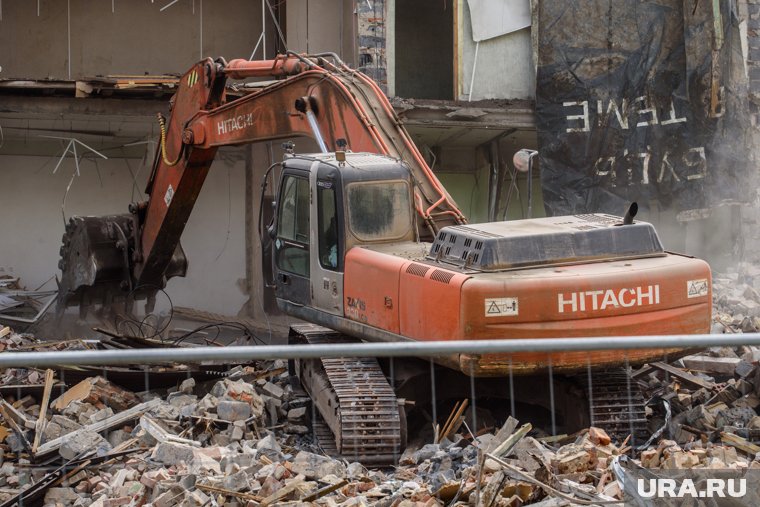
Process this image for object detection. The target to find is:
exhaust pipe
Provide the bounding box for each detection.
[623,202,638,225]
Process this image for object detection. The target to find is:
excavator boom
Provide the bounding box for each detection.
[57,54,464,311]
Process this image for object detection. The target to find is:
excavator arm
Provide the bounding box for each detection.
[57,54,465,312]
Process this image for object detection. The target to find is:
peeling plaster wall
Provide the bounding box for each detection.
[457,1,534,100]
[0,0,264,79]
[285,0,357,64]
[0,151,247,315]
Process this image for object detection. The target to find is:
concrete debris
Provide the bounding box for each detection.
[51,375,139,412]
[713,265,760,333]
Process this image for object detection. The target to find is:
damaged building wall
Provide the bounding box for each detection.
[285,1,537,226]
[0,152,247,315]
[0,2,275,317]
[535,0,755,268]
[285,0,357,64]
[457,0,534,101]
[391,0,454,100]
[0,0,269,79]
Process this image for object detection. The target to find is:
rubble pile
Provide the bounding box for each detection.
[2,284,760,506]
[712,263,760,334]
[0,328,93,389]
[0,347,645,507]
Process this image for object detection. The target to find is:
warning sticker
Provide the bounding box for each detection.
[485,298,519,317]
[687,279,709,298]
[164,184,174,207]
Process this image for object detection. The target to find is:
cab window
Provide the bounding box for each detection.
[318,181,338,270]
[276,175,310,276]
[346,180,412,241]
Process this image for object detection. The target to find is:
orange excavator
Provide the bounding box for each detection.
[57,54,712,464]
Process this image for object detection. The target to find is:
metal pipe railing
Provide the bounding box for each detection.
[0,332,754,367]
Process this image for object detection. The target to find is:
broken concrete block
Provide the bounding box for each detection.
[222,469,250,492]
[554,449,592,474]
[287,406,307,423]
[140,469,169,489]
[662,451,700,469]
[290,450,346,479]
[707,446,739,464]
[43,414,83,441]
[216,400,251,422]
[152,489,181,507]
[108,429,132,448]
[151,441,197,466]
[220,452,257,471]
[179,377,195,394]
[256,433,281,453]
[104,496,131,507]
[715,406,756,428]
[230,425,244,441]
[261,396,281,427]
[89,407,115,424]
[686,405,716,430]
[640,449,660,468]
[184,489,210,506]
[262,381,284,398]
[216,379,266,419]
[167,392,197,409]
[110,468,130,488]
[44,487,80,504]
[188,450,221,475]
[59,430,112,460]
[284,423,309,434]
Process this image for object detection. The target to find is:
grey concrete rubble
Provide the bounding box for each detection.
[712,264,760,333]
[2,277,760,506]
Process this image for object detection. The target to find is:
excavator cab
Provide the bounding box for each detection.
[271,152,415,316]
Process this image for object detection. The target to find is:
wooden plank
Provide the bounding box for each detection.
[491,423,532,459]
[32,369,55,453]
[195,484,262,503]
[0,400,35,429]
[300,480,348,502]
[650,362,715,390]
[631,364,656,379]
[0,327,10,339]
[35,399,161,457]
[0,403,32,453]
[51,376,138,412]
[50,379,93,411]
[720,431,760,456]
[439,399,468,443]
[139,415,199,447]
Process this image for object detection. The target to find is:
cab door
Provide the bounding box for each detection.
[273,169,311,307]
[309,162,344,315]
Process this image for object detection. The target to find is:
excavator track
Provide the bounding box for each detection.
[581,370,650,446]
[289,324,405,466]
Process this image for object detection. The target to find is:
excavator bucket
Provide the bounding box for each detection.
[56,215,136,317]
[56,215,188,318]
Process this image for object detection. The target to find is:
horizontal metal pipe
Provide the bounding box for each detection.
[0,333,756,368]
